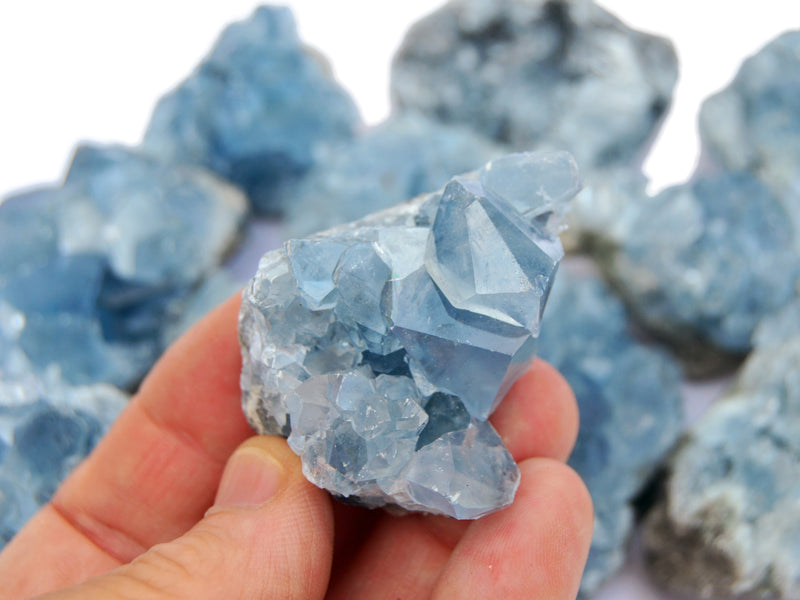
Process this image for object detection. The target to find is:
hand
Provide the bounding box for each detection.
[0,294,592,600]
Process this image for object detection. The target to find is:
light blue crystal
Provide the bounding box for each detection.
[285,113,504,236]
[0,302,128,548]
[143,6,361,213]
[391,0,677,170]
[537,268,683,597]
[700,31,800,198]
[594,171,800,364]
[0,144,246,387]
[643,317,800,599]
[240,152,578,517]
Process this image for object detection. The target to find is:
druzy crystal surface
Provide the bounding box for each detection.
[0,144,246,387]
[240,152,578,518]
[643,305,800,599]
[538,267,683,597]
[700,31,800,197]
[144,6,361,214]
[285,113,503,236]
[391,0,677,170]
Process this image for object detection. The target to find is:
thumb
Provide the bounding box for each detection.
[39,437,335,600]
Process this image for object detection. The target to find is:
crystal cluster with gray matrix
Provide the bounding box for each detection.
[239,152,579,518]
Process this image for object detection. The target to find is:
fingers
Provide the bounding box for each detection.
[493,359,579,462]
[326,359,580,600]
[432,459,594,600]
[36,437,335,600]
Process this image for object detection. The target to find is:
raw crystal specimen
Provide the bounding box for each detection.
[0,144,246,387]
[538,267,683,597]
[143,6,361,214]
[391,0,677,170]
[0,302,128,547]
[700,31,800,197]
[285,113,504,236]
[239,152,579,518]
[643,305,800,599]
[590,171,800,375]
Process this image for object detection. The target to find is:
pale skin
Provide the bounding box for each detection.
[0,294,593,600]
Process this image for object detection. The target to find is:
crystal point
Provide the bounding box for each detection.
[240,152,578,517]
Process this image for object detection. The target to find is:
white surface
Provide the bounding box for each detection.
[0,2,796,598]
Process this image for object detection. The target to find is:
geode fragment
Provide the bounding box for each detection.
[239,152,579,518]
[538,267,683,597]
[391,0,677,170]
[643,303,800,599]
[143,6,361,214]
[700,30,800,198]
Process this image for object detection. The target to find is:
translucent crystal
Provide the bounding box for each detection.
[240,152,578,517]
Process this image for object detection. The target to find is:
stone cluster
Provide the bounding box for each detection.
[538,268,683,597]
[643,303,800,599]
[391,0,678,171]
[285,112,503,236]
[239,152,579,518]
[0,144,246,388]
[144,6,362,214]
[0,302,128,547]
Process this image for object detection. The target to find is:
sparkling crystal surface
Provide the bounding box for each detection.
[143,6,361,214]
[643,307,800,599]
[538,267,683,597]
[391,0,677,170]
[285,113,503,236]
[0,144,246,387]
[240,152,578,518]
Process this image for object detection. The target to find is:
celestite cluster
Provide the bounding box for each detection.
[239,152,579,518]
[144,6,361,214]
[591,172,800,373]
[391,0,677,170]
[286,113,503,236]
[538,268,683,597]
[0,302,127,546]
[0,144,246,388]
[700,31,800,197]
[643,304,800,599]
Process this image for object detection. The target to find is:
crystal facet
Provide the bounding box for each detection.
[239,152,578,518]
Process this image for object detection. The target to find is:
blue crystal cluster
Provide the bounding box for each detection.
[0,302,128,547]
[593,171,800,369]
[240,152,579,518]
[537,268,683,597]
[144,6,362,214]
[391,0,677,170]
[700,31,800,197]
[0,144,246,388]
[285,113,503,236]
[643,305,800,599]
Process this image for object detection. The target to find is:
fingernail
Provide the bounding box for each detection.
[215,447,286,508]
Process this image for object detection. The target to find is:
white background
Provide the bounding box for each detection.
[0,2,798,598]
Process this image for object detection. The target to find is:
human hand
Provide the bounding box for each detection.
[0,294,592,600]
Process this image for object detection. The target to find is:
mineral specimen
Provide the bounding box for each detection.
[239,151,579,518]
[643,304,800,599]
[391,0,677,170]
[538,267,683,597]
[700,31,800,198]
[0,302,128,547]
[143,6,361,214]
[590,171,800,374]
[0,144,246,387]
[285,113,504,236]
